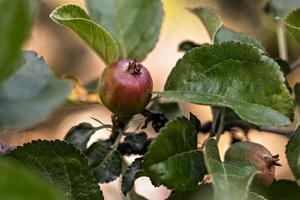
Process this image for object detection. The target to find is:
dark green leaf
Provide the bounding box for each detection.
[124,133,148,152]
[295,83,300,106]
[86,0,163,61]
[0,158,63,200]
[50,4,118,64]
[266,180,300,200]
[203,138,258,200]
[122,157,146,195]
[0,51,71,128]
[275,58,291,75]
[148,98,181,119]
[0,0,36,84]
[267,0,300,17]
[64,122,96,152]
[295,83,300,125]
[168,184,213,200]
[213,107,255,134]
[190,7,263,49]
[284,9,300,44]
[158,42,293,126]
[5,140,103,200]
[189,113,201,133]
[189,7,223,40]
[119,132,148,155]
[178,41,203,52]
[85,140,122,183]
[85,78,99,92]
[286,125,300,180]
[144,118,207,191]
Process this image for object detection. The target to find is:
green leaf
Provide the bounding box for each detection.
[286,125,300,180]
[144,118,207,191]
[86,0,164,61]
[214,27,264,50]
[168,184,213,200]
[189,7,222,41]
[5,140,103,200]
[158,42,293,126]
[148,98,182,119]
[85,78,99,92]
[120,132,148,154]
[50,4,118,64]
[189,113,201,133]
[178,41,203,52]
[295,83,300,126]
[122,157,146,195]
[266,180,300,200]
[283,9,300,44]
[190,7,263,50]
[0,158,63,200]
[212,107,255,134]
[0,51,71,128]
[64,122,96,152]
[267,0,300,17]
[0,0,36,84]
[85,140,122,183]
[203,138,258,200]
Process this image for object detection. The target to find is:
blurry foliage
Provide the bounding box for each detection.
[0,51,71,128]
[1,0,300,199]
[0,158,63,200]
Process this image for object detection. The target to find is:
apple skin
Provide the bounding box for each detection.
[99,60,153,117]
[224,141,280,186]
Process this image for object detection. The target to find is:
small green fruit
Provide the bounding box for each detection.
[99,60,153,117]
[224,141,280,186]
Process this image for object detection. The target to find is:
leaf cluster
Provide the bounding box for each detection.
[2,0,300,200]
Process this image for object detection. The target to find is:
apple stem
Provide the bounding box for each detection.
[110,115,131,142]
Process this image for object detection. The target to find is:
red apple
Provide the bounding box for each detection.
[99,60,153,117]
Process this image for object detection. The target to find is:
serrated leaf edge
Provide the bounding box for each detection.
[8,139,103,200]
[160,41,294,126]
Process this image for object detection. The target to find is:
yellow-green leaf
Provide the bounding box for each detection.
[50,4,119,64]
[284,9,300,44]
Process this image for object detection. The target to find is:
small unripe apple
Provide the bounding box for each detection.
[99,60,153,117]
[224,141,281,186]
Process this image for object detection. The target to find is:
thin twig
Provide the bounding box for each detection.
[95,124,113,130]
[200,121,294,138]
[91,117,106,125]
[258,126,293,138]
[112,128,124,150]
[111,115,131,142]
[291,57,300,70]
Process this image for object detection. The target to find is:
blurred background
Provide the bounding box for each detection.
[1,0,300,199]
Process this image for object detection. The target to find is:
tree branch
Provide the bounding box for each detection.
[200,121,294,138]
